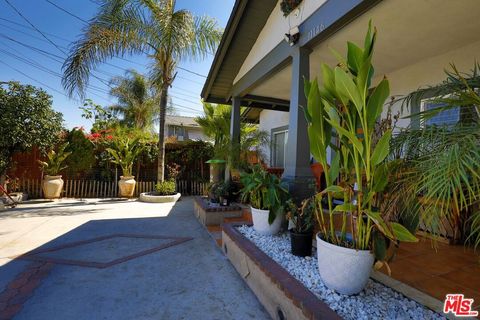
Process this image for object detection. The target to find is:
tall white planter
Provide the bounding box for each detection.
[42,175,64,199]
[118,176,136,198]
[251,207,283,235]
[316,233,374,295]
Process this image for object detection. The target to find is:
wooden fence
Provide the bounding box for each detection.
[15,178,208,199]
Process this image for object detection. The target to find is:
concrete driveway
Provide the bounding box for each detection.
[0,197,269,319]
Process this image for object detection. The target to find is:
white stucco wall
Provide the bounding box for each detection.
[258,109,290,165]
[187,127,209,141]
[234,0,326,84]
[376,39,480,130]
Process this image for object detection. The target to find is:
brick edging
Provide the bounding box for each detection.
[222,223,340,320]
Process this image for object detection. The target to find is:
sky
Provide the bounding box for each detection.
[0,0,235,130]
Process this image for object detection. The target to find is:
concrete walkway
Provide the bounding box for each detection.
[0,197,269,319]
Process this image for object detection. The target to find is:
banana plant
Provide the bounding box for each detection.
[38,142,72,176]
[106,136,142,177]
[303,22,417,260]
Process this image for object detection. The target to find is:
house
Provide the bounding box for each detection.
[165,115,208,141]
[201,0,480,198]
[202,0,480,306]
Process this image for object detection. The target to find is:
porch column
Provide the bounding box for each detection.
[283,47,315,201]
[226,96,241,181]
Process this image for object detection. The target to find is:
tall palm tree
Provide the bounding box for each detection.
[62,0,222,182]
[109,69,159,131]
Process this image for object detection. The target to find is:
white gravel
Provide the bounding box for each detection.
[237,225,445,320]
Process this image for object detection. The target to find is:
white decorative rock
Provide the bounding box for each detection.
[251,206,283,235]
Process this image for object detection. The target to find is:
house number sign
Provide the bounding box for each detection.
[306,23,326,42]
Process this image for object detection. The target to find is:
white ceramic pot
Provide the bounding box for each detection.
[42,175,64,199]
[251,206,283,235]
[118,176,136,198]
[316,233,374,295]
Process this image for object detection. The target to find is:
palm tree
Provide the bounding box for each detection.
[195,102,270,170]
[109,70,159,131]
[62,0,222,182]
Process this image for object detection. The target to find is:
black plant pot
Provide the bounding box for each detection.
[290,230,313,257]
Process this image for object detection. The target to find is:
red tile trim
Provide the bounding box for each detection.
[0,262,53,320]
[222,223,340,320]
[15,234,193,269]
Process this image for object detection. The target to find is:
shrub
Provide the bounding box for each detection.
[155,180,176,195]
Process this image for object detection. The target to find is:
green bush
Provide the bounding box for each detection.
[155,180,176,195]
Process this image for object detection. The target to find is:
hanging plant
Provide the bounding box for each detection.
[280,0,303,17]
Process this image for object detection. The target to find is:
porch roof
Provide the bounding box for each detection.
[201,0,278,105]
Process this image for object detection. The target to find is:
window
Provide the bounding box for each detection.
[168,125,187,141]
[420,99,459,127]
[272,129,288,168]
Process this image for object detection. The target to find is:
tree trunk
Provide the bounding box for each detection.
[157,84,169,183]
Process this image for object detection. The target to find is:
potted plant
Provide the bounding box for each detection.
[38,143,71,199]
[106,136,142,198]
[303,22,417,295]
[286,198,314,257]
[240,165,289,235]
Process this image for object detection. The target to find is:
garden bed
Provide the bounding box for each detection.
[224,224,445,320]
[193,196,242,226]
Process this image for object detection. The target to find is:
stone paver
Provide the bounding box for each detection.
[0,198,269,320]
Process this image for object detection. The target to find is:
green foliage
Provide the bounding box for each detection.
[0,81,64,175]
[106,134,143,177]
[38,143,72,176]
[108,70,165,132]
[80,99,118,132]
[64,128,96,177]
[280,0,303,16]
[240,165,289,224]
[285,198,315,233]
[195,102,269,170]
[304,22,417,255]
[155,180,176,195]
[62,0,223,182]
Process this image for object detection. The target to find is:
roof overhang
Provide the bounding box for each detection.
[201,0,278,105]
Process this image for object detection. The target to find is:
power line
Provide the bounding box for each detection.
[42,0,208,78]
[3,0,67,55]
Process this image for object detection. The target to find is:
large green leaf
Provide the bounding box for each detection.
[366,210,394,239]
[334,67,364,114]
[391,222,418,242]
[347,41,363,75]
[367,78,390,129]
[334,203,355,212]
[373,162,389,192]
[371,130,392,166]
[329,150,341,183]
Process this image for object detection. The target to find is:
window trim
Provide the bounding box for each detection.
[270,125,288,168]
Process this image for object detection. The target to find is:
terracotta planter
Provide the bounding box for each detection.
[310,163,324,190]
[118,176,136,198]
[316,234,374,295]
[42,175,64,199]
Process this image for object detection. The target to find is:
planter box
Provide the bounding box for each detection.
[222,223,340,320]
[193,197,242,226]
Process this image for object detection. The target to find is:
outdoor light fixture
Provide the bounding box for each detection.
[284,26,300,46]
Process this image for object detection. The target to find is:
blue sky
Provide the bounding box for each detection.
[0,0,234,130]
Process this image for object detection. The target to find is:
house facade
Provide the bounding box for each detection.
[201,0,480,197]
[164,115,208,142]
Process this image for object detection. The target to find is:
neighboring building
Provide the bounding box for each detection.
[165,115,208,141]
[201,0,480,197]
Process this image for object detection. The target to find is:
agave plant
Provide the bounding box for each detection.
[303,22,417,260]
[106,136,143,177]
[38,143,72,176]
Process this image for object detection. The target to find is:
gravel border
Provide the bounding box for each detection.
[237,226,445,320]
